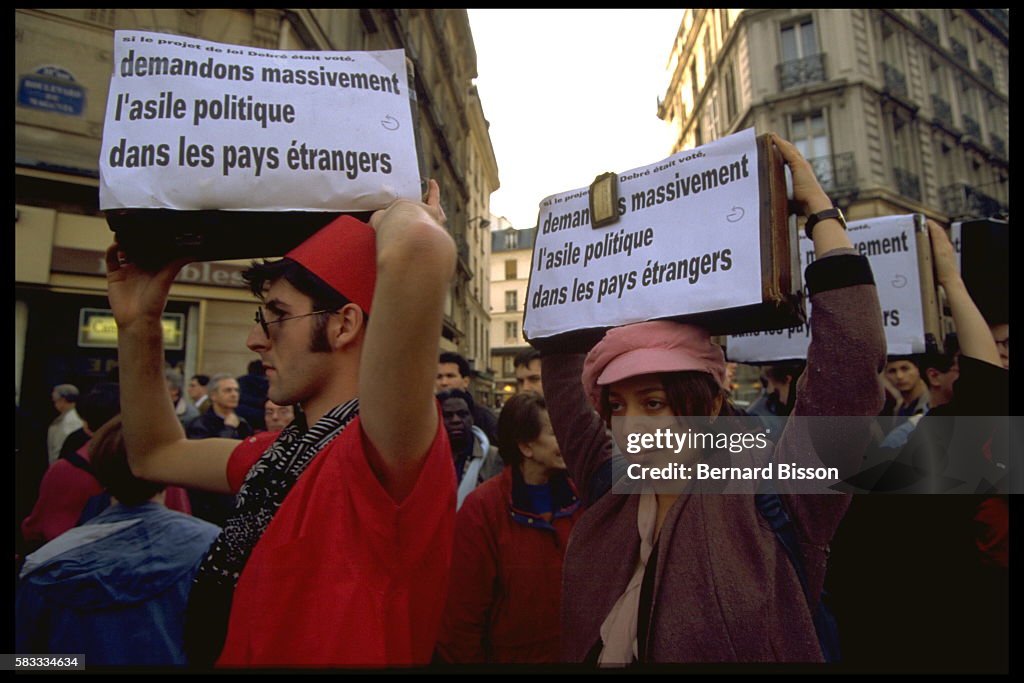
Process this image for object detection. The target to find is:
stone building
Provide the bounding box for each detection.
[488,221,536,408]
[657,9,1009,224]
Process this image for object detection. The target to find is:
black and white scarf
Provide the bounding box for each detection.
[184,398,359,666]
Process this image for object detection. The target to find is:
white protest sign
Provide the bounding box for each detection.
[727,214,927,361]
[99,31,420,211]
[524,128,763,341]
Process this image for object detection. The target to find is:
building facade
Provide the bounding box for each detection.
[489,222,536,407]
[657,9,1009,225]
[15,9,498,416]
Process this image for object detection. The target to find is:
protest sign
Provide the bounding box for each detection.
[727,214,940,361]
[100,31,420,211]
[523,128,803,351]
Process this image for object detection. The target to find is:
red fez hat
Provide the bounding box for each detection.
[285,215,377,315]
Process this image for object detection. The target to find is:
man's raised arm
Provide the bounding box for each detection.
[105,245,236,493]
[359,180,456,501]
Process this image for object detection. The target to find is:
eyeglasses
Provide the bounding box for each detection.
[255,306,337,338]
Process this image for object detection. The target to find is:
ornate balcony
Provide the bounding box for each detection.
[882,62,908,99]
[918,12,939,44]
[454,234,472,278]
[931,95,953,128]
[962,115,982,140]
[776,53,826,91]
[950,38,969,66]
[940,183,1006,220]
[989,133,1006,158]
[893,167,921,202]
[807,153,857,195]
[977,61,995,88]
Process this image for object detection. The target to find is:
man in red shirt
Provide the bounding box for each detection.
[105,181,456,668]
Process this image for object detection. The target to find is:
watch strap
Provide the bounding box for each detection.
[805,207,846,240]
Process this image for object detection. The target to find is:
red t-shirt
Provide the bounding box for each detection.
[216,414,456,668]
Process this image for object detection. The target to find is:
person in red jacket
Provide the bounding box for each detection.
[436,392,583,664]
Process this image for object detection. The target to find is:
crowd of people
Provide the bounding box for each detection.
[13,138,1009,670]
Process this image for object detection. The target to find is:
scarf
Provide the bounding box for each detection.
[598,492,658,666]
[184,398,359,666]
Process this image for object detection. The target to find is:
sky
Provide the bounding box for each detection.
[467,9,685,230]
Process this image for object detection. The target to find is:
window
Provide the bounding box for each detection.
[889,112,921,201]
[505,290,518,312]
[703,31,713,76]
[778,17,824,90]
[929,59,948,99]
[505,321,519,342]
[503,355,515,375]
[720,9,731,41]
[959,77,981,138]
[790,111,832,187]
[505,259,517,280]
[933,138,954,190]
[690,61,700,108]
[504,230,517,250]
[780,18,818,62]
[723,63,737,124]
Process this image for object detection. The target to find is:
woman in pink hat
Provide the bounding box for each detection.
[543,135,886,664]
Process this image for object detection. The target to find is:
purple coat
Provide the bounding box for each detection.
[545,249,886,663]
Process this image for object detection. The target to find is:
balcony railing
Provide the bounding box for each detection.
[882,62,908,99]
[455,235,472,276]
[918,12,939,44]
[931,95,953,128]
[962,115,982,140]
[893,167,922,202]
[950,38,969,66]
[777,53,826,91]
[989,133,1006,158]
[807,152,857,195]
[977,61,995,88]
[940,183,1006,219]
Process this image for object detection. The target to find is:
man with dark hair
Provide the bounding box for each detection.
[513,348,543,397]
[880,337,960,449]
[437,388,502,509]
[16,416,220,665]
[746,361,805,435]
[437,351,499,442]
[189,374,211,413]
[884,355,930,428]
[106,181,456,667]
[236,360,270,431]
[57,383,120,463]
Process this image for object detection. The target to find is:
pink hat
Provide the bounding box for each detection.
[285,215,377,315]
[581,320,727,410]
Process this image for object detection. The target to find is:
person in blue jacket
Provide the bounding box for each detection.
[16,415,220,666]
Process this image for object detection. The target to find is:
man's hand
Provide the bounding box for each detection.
[770,133,833,216]
[927,219,959,288]
[369,178,447,237]
[105,243,190,331]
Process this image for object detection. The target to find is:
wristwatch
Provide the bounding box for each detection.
[804,207,846,240]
